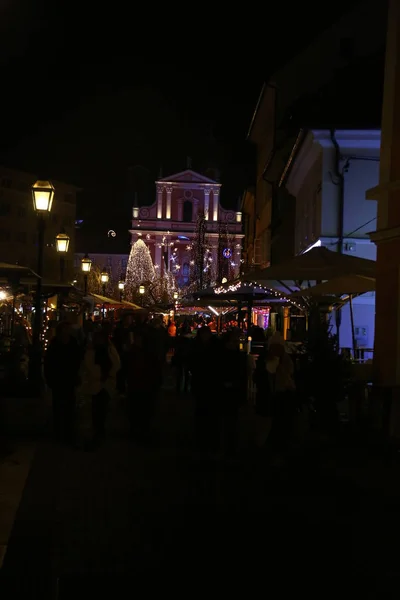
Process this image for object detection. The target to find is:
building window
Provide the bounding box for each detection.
[121,258,127,269]
[183,201,193,222]
[0,202,10,216]
[182,262,189,285]
[15,232,27,244]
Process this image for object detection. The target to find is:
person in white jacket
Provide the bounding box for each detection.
[82,329,120,447]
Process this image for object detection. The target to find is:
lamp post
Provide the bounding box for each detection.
[81,254,92,296]
[30,180,55,388]
[100,267,109,318]
[100,267,109,296]
[55,229,70,282]
[118,278,125,302]
[139,284,145,307]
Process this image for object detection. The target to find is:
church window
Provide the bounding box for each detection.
[183,200,193,222]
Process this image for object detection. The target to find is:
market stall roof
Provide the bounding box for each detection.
[186,281,302,308]
[86,293,141,310]
[88,293,123,305]
[122,300,142,310]
[289,274,376,298]
[0,262,40,284]
[242,247,376,283]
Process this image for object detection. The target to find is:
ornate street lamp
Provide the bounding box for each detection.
[118,278,125,302]
[31,180,55,213]
[55,229,70,282]
[81,254,92,296]
[30,180,55,388]
[100,267,109,318]
[100,267,109,295]
[173,291,178,300]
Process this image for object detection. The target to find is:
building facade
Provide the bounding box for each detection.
[284,129,380,350]
[245,0,386,268]
[130,169,244,287]
[0,166,79,282]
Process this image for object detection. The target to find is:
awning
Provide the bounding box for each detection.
[122,300,142,310]
[86,294,141,310]
[289,274,376,298]
[243,247,376,283]
[0,262,40,284]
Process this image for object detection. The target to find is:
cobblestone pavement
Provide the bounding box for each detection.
[2,387,400,597]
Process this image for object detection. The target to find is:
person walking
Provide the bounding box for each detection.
[82,330,120,448]
[44,321,82,445]
[126,330,163,444]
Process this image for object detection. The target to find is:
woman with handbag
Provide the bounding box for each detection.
[82,330,120,449]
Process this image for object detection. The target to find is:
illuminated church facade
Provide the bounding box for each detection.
[130,169,244,287]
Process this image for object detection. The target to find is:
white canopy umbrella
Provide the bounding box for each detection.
[289,274,376,297]
[290,273,376,357]
[243,247,376,284]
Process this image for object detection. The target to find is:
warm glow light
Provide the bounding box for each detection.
[32,180,55,213]
[0,290,6,300]
[100,268,109,284]
[173,291,178,300]
[139,285,145,294]
[81,254,92,273]
[118,280,125,290]
[55,231,70,253]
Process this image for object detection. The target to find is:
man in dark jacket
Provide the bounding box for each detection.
[44,321,81,444]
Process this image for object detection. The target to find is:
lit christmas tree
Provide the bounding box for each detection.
[153,269,176,304]
[125,238,156,303]
[190,211,213,290]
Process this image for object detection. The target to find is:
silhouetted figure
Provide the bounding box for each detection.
[112,314,134,394]
[147,317,169,366]
[188,326,221,455]
[253,348,273,418]
[126,330,162,443]
[44,321,81,444]
[264,333,296,456]
[219,330,247,457]
[83,330,120,448]
[174,323,193,393]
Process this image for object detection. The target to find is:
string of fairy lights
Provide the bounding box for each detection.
[213,280,305,311]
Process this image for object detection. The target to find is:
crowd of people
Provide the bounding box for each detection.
[43,313,297,458]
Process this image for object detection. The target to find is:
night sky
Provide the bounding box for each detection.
[0,1,361,249]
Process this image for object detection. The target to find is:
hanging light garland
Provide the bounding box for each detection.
[213,280,305,311]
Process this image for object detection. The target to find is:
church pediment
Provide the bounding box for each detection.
[157,169,219,184]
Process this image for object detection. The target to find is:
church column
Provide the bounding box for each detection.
[367,0,400,437]
[213,188,220,222]
[157,186,164,219]
[204,189,210,220]
[166,186,173,220]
